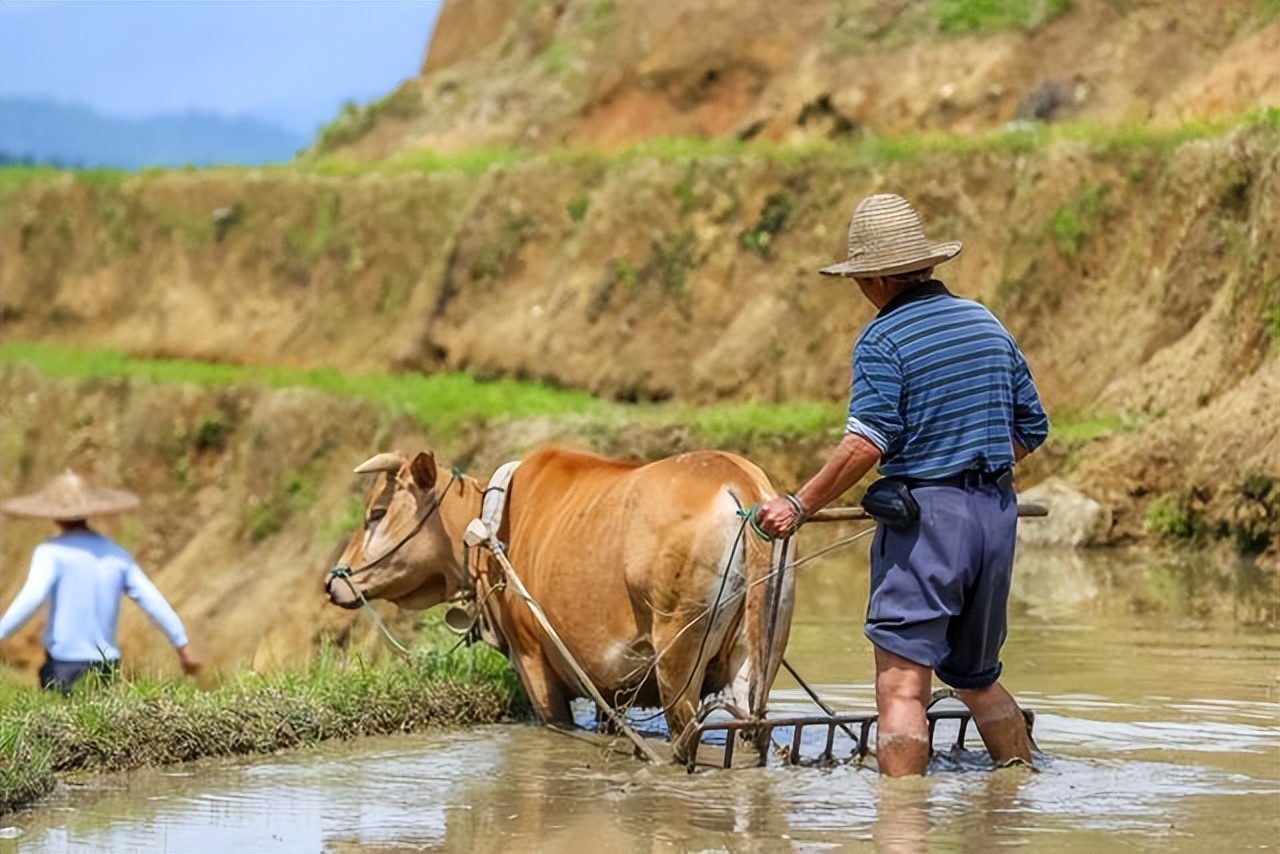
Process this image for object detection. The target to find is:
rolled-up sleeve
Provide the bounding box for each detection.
[846,332,903,454]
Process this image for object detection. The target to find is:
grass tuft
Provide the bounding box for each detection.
[0,638,524,814]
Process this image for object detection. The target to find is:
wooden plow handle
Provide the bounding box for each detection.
[805,502,1048,524]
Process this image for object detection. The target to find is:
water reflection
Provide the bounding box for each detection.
[3,546,1278,854]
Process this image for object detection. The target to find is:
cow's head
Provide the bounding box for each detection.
[325,450,465,611]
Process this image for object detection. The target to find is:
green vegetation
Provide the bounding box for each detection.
[1145,492,1208,541]
[0,163,64,192]
[305,146,531,179]
[284,189,349,261]
[644,229,701,299]
[1039,409,1146,476]
[193,417,230,452]
[6,111,1271,195]
[0,340,604,437]
[0,341,850,450]
[934,0,1072,34]
[1050,183,1111,259]
[828,0,1072,53]
[739,192,795,257]
[1262,276,1280,342]
[0,164,130,194]
[1220,470,1278,556]
[673,162,700,213]
[0,637,523,814]
[471,212,535,280]
[246,470,321,542]
[566,192,590,222]
[1253,0,1280,27]
[1047,409,1145,444]
[312,81,425,155]
[683,400,843,446]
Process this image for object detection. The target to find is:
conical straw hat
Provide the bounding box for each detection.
[819,193,962,278]
[0,470,139,520]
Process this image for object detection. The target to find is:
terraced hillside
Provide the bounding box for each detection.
[1,0,1276,680]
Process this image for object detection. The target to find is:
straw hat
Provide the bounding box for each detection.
[0,470,139,520]
[819,193,962,278]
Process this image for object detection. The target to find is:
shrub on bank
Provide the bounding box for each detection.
[0,643,525,816]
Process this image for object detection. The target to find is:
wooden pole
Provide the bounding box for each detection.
[805,501,1048,524]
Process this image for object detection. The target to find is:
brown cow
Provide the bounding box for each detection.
[324,445,795,761]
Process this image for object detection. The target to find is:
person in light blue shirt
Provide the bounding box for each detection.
[757,194,1047,776]
[0,470,199,693]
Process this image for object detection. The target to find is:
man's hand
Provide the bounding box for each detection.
[755,495,805,539]
[177,644,201,677]
[755,433,882,539]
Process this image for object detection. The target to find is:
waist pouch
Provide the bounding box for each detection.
[860,478,921,530]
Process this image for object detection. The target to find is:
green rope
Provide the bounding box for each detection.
[737,503,774,542]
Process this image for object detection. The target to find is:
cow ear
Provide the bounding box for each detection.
[409,451,437,491]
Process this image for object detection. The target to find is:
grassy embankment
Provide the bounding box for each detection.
[0,336,1173,519]
[0,338,1144,473]
[0,339,841,446]
[4,109,1272,194]
[0,629,522,817]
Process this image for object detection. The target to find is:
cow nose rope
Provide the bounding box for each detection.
[328,567,416,660]
[326,468,464,661]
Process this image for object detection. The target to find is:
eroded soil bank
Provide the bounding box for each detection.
[2,119,1276,549]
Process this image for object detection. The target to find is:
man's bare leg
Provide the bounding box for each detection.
[874,646,933,776]
[956,681,1033,767]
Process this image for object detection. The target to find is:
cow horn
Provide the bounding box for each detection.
[353,452,405,474]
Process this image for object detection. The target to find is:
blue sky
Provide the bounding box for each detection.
[0,1,442,135]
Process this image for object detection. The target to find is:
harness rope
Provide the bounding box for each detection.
[339,469,878,757]
[616,513,751,724]
[328,468,463,658]
[603,517,876,728]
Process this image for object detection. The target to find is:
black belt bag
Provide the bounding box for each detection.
[860,478,920,530]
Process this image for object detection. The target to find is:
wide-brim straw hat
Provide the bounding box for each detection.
[0,470,139,520]
[820,193,962,278]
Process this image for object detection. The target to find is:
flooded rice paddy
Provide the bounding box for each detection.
[3,543,1277,853]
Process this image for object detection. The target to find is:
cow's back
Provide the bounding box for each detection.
[505,446,772,565]
[501,446,776,691]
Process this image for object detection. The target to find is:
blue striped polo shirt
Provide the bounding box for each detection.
[846,281,1048,479]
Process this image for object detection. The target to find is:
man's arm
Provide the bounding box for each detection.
[123,564,199,675]
[756,432,883,538]
[1011,350,1048,456]
[0,548,56,642]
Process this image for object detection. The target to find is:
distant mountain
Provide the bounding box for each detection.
[0,97,309,170]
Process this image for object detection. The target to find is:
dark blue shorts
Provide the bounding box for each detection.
[864,480,1017,690]
[38,655,119,694]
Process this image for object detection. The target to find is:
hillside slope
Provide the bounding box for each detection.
[2,118,1275,545]
[320,0,1278,158]
[0,0,1276,683]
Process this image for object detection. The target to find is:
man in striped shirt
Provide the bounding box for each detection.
[757,193,1048,776]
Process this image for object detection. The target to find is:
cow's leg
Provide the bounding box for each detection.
[512,649,573,727]
[653,615,717,763]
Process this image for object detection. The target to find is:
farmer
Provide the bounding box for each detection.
[0,470,199,693]
[755,193,1048,776]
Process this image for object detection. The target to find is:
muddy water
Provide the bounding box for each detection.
[4,543,1277,854]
